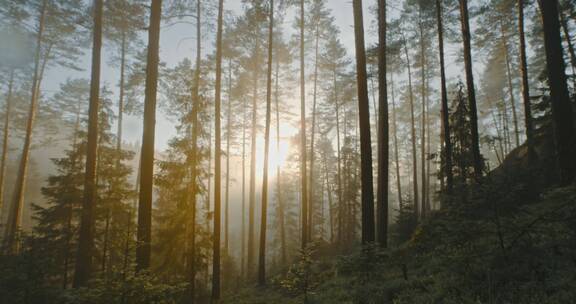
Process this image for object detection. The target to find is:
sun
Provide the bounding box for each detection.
[254,121,296,175]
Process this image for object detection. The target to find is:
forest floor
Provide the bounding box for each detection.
[222,131,576,304]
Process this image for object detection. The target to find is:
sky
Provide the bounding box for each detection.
[41,0,379,152]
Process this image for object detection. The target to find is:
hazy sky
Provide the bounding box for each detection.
[41,0,380,151]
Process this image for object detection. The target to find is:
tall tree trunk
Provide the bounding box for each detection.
[274,48,287,267]
[391,74,402,207]
[377,0,389,247]
[5,0,47,252]
[419,12,427,219]
[538,0,576,184]
[117,32,127,155]
[0,70,14,219]
[73,0,103,287]
[402,35,419,218]
[225,58,232,255]
[436,0,453,192]
[136,0,162,272]
[352,0,376,245]
[518,0,535,159]
[308,24,320,242]
[333,67,343,245]
[241,89,247,278]
[500,19,520,148]
[258,0,274,285]
[247,12,260,279]
[299,0,309,249]
[459,0,483,180]
[212,0,224,299]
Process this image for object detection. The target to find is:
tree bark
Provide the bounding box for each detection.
[538,0,576,184]
[377,0,389,247]
[352,0,376,245]
[136,0,162,272]
[258,0,273,285]
[73,0,103,287]
[459,0,483,180]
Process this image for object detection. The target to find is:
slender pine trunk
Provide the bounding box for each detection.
[213,0,224,299]
[308,24,320,242]
[377,0,389,247]
[518,0,535,159]
[402,35,419,218]
[437,0,453,192]
[258,0,274,285]
[299,0,309,250]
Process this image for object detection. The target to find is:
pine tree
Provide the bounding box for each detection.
[352,0,375,244]
[137,0,162,272]
[73,0,103,287]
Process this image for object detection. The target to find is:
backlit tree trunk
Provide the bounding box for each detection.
[73,0,103,287]
[136,0,162,272]
[352,0,376,244]
[212,0,224,299]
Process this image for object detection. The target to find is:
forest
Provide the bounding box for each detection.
[0,0,576,303]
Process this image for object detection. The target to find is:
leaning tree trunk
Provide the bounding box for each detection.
[459,0,483,180]
[73,0,103,288]
[538,0,576,184]
[352,0,376,244]
[258,0,274,285]
[5,0,47,252]
[299,0,309,250]
[377,0,389,247]
[136,0,162,272]
[436,0,453,192]
[212,0,224,298]
[402,35,419,218]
